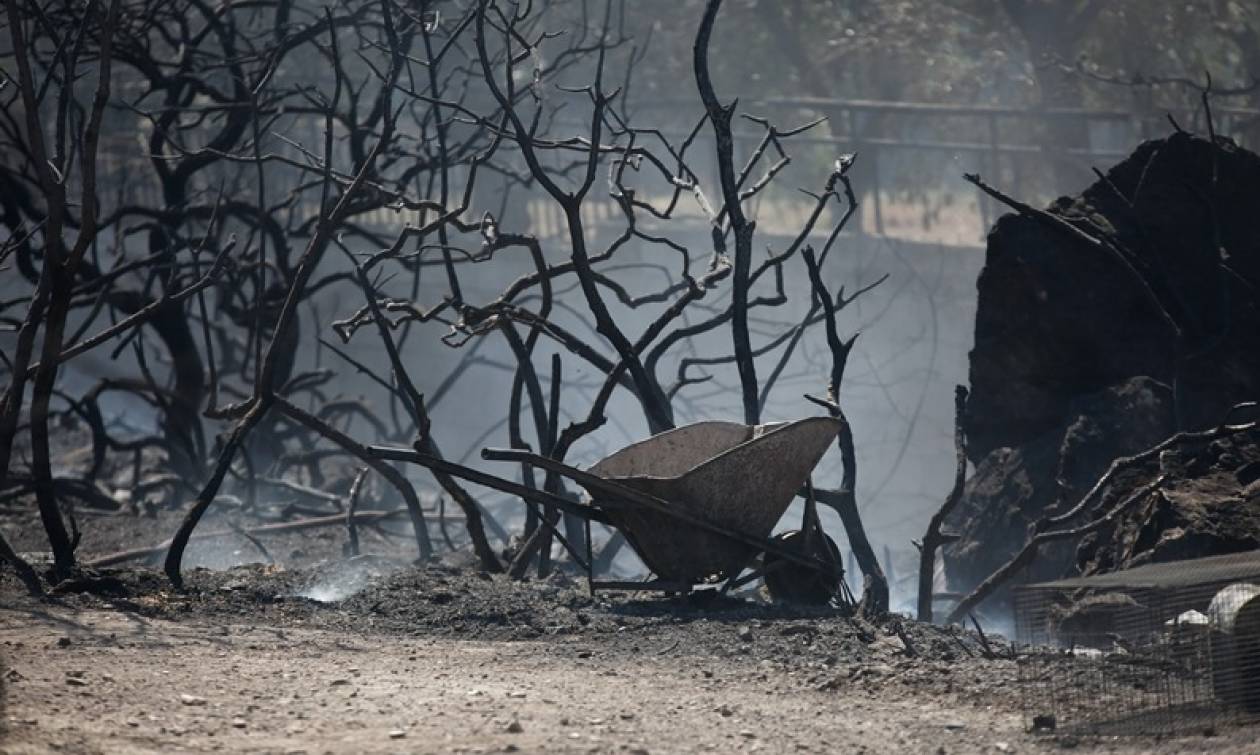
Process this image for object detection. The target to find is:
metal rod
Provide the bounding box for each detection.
[591,579,693,594]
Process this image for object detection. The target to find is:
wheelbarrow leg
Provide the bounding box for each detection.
[801,479,818,553]
[804,477,852,606]
[718,549,769,597]
[720,556,790,596]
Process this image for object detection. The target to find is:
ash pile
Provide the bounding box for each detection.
[945,131,1260,598]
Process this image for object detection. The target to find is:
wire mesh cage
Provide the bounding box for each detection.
[1014,550,1260,736]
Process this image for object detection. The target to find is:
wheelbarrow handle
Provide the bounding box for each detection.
[367,444,610,525]
[483,447,649,508]
[483,447,588,474]
[481,447,839,576]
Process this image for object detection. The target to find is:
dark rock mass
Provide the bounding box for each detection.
[946,132,1260,594]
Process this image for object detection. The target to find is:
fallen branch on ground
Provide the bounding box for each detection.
[87,507,430,568]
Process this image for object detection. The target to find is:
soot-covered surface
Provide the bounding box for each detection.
[2,560,996,668]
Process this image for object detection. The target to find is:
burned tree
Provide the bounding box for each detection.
[1,0,123,578]
[1,0,889,608]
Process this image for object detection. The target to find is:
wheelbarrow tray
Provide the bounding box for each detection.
[581,417,841,583]
[388,417,842,589]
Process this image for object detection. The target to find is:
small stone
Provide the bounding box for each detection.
[506,719,523,734]
[506,691,527,699]
[179,694,208,706]
[994,743,1013,753]
[388,730,406,739]
[329,679,351,687]
[65,677,89,687]
[231,719,247,729]
[942,721,966,731]
[739,730,756,739]
[716,704,734,717]
[779,624,815,636]
[57,637,72,648]
[737,626,754,642]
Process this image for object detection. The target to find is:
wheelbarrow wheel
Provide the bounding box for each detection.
[763,529,842,605]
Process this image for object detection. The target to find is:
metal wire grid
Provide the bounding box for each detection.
[1013,551,1260,736]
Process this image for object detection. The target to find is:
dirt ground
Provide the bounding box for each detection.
[2,605,1017,755]
[2,561,1258,755]
[1,472,1256,755]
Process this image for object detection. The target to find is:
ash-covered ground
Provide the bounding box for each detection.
[2,551,1258,754]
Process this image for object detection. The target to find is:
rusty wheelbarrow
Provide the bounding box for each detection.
[387,417,848,603]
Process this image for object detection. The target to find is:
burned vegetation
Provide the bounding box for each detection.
[1,0,1260,752]
[0,0,891,600]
